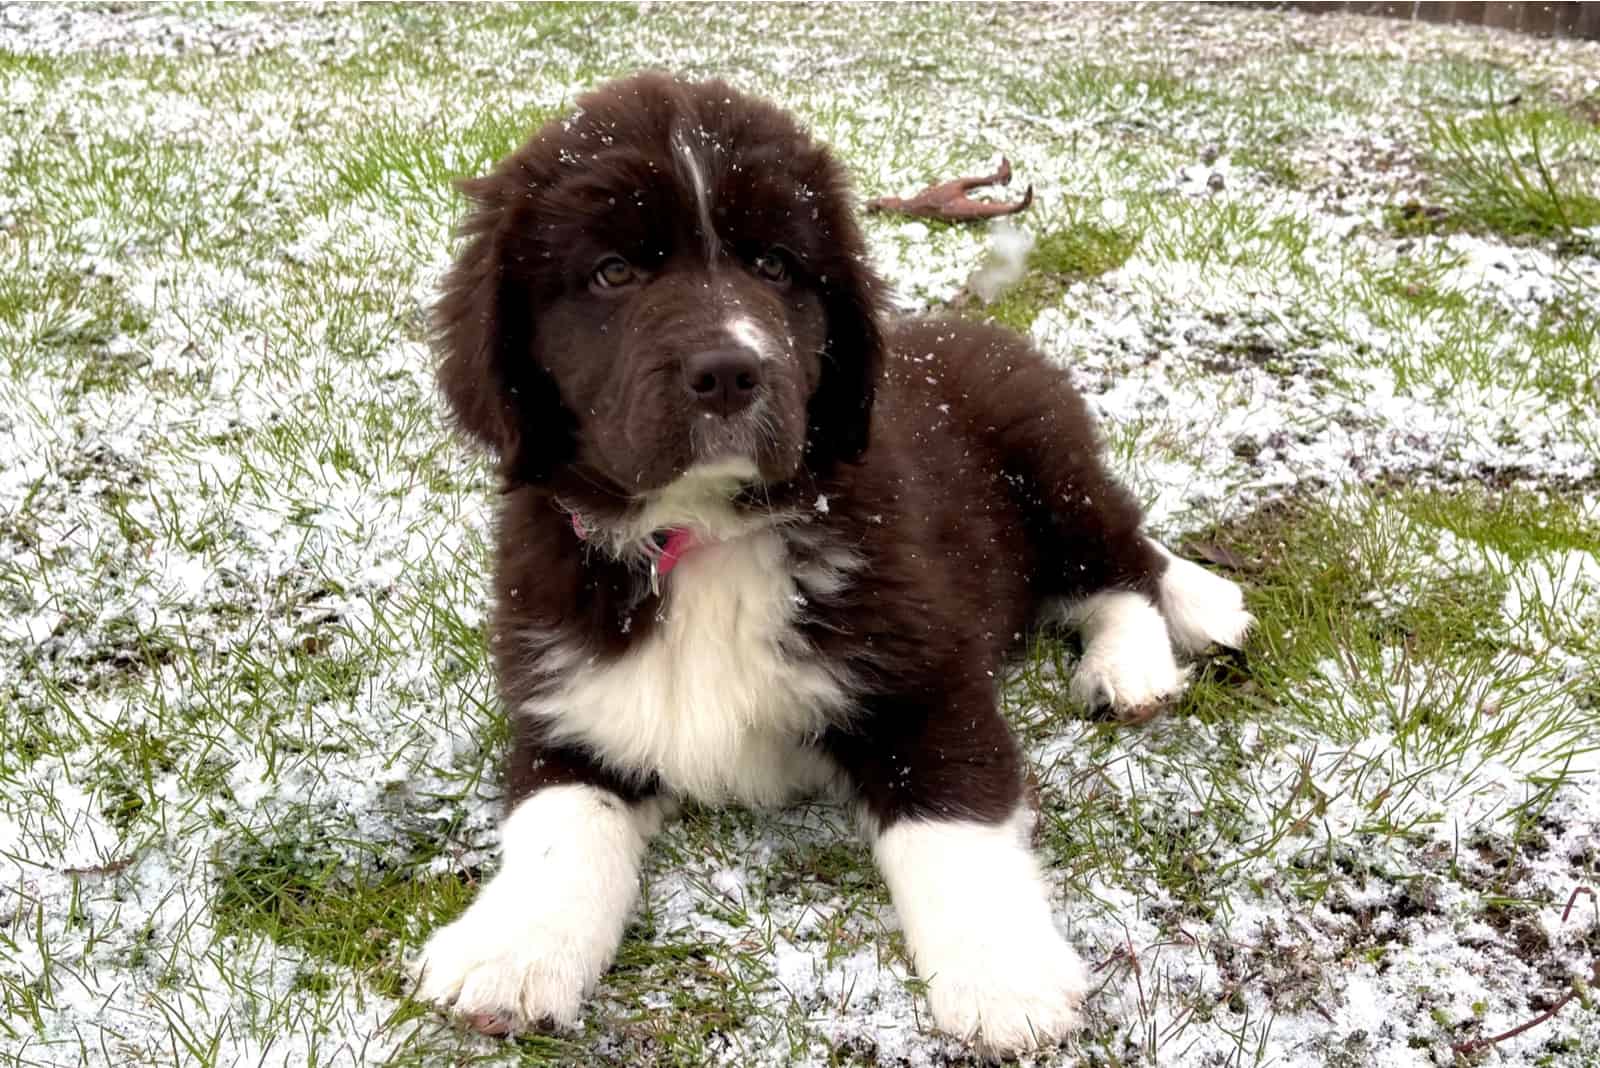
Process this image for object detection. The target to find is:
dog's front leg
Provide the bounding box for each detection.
[826,693,1087,1056]
[410,726,659,1034]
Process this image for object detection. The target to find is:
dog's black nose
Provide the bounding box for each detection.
[684,349,763,417]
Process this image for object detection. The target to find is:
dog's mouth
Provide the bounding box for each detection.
[689,405,775,466]
[570,456,774,562]
[650,456,763,508]
[585,361,810,499]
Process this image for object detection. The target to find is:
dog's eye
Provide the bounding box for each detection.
[752,250,790,284]
[592,256,638,289]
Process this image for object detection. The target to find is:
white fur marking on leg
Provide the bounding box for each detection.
[410,785,658,1030]
[1150,539,1254,653]
[874,809,1086,1055]
[1063,590,1183,712]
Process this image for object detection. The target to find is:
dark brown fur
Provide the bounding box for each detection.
[435,73,1165,830]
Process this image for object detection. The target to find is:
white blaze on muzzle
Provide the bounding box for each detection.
[725,315,779,362]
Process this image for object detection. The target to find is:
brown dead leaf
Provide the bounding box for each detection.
[866,157,1033,221]
[1178,539,1258,574]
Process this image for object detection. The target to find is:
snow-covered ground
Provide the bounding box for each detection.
[1,4,1597,1066]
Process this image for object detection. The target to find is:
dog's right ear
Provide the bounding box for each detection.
[433,174,574,484]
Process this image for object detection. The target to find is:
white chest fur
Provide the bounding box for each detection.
[522,529,848,806]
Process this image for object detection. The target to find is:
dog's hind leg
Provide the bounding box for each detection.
[986,372,1184,714]
[952,327,1165,603]
[1148,539,1253,654]
[958,326,1210,715]
[980,360,1253,658]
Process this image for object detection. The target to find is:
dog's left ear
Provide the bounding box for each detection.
[807,221,886,468]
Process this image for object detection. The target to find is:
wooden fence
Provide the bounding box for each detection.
[1256,2,1600,39]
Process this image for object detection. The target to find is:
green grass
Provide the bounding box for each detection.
[1016,484,1598,926]
[1231,137,1307,190]
[322,107,551,209]
[3,4,1600,1067]
[1008,60,1217,123]
[1410,101,1600,241]
[0,258,152,385]
[976,220,1140,332]
[213,825,476,999]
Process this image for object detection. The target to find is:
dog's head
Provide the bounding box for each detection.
[434,73,885,507]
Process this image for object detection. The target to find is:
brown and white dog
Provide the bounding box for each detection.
[410,72,1251,1056]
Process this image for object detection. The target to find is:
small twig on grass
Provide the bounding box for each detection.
[1306,997,1337,1024]
[866,158,1033,220]
[1091,941,1134,974]
[1560,884,1595,924]
[1451,884,1598,1058]
[61,856,137,878]
[1123,933,1147,1016]
[1091,935,1148,1016]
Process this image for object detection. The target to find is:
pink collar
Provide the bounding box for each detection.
[570,513,698,590]
[648,528,697,580]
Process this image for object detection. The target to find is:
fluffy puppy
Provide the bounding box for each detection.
[410,72,1251,1056]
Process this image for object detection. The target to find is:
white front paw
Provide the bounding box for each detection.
[1070,638,1185,714]
[410,891,593,1033]
[876,815,1090,1057]
[924,928,1088,1055]
[407,785,652,1035]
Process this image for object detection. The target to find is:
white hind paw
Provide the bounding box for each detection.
[1151,541,1254,654]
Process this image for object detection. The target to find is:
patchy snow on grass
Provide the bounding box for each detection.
[2,3,1598,1067]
